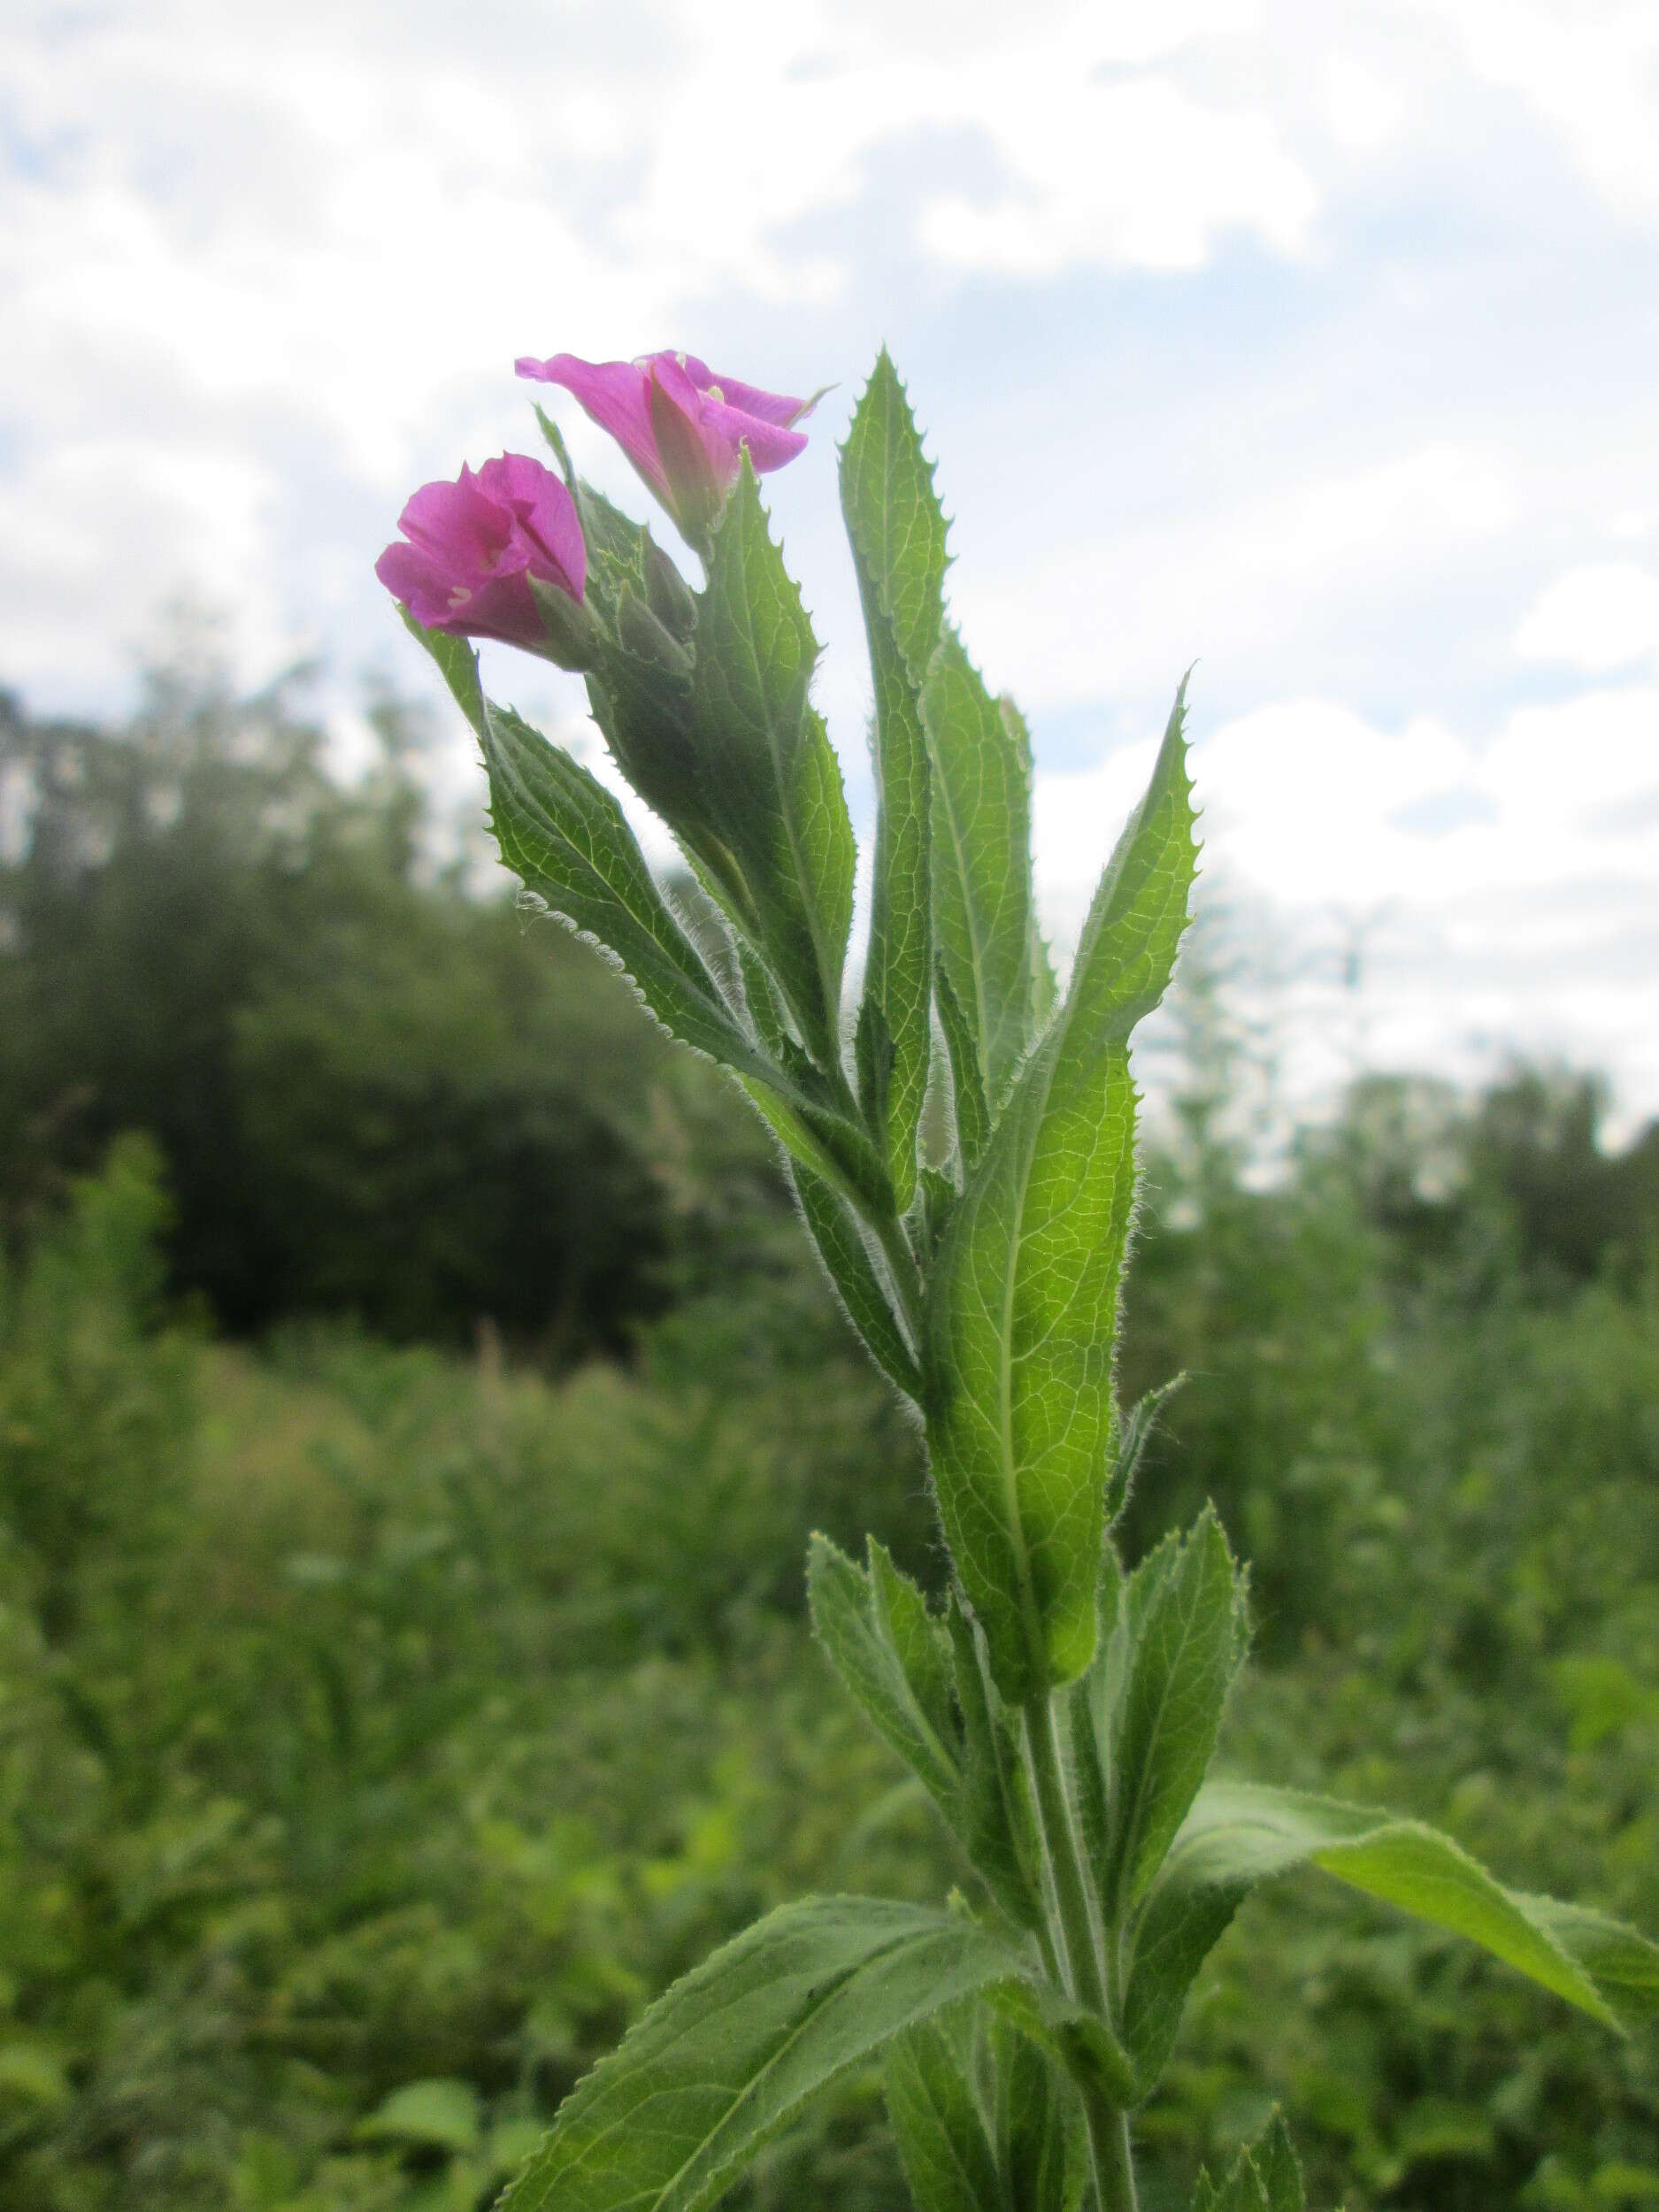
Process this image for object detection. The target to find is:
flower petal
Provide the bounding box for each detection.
[398,469,511,570]
[671,351,809,427]
[374,538,453,628]
[695,366,813,428]
[697,396,810,475]
[515,353,665,496]
[476,452,587,600]
[648,360,726,537]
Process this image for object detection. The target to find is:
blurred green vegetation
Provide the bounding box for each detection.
[1,671,1656,2208]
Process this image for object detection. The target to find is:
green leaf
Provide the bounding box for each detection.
[983,1979,1138,2121]
[1194,2152,1267,2212]
[1107,1509,1248,1916]
[1065,677,1196,1046]
[925,689,1197,1700]
[497,1896,1035,2212]
[740,1075,902,1255]
[400,608,488,738]
[1525,1897,1659,2024]
[999,693,1059,1034]
[921,631,1040,1108]
[405,618,762,1082]
[841,351,948,1207]
[806,1547,1053,1937]
[737,939,794,1056]
[791,1166,922,1400]
[871,1540,960,1755]
[1124,1779,1659,2097]
[1072,1534,1173,1893]
[839,349,950,676]
[935,963,990,1171]
[693,457,856,1064]
[584,650,761,933]
[357,2078,481,2154]
[531,404,652,618]
[808,1537,960,1807]
[1192,2115,1302,2212]
[1253,2113,1306,2212]
[948,1597,1044,1932]
[1120,1849,1241,2100]
[1108,1374,1187,1524]
[1066,1679,1110,1897]
[883,2022,1006,2212]
[996,2026,1078,2212]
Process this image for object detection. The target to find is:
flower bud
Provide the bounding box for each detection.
[375,455,586,657]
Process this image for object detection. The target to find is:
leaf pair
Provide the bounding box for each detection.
[885,2010,1080,2212]
[1075,1510,1251,1936]
[807,1534,1040,1934]
[1051,1516,1659,2100]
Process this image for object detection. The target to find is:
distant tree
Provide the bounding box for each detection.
[0,666,692,1356]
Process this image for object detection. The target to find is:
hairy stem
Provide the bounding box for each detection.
[1022,1694,1106,2014]
[870,1203,926,1344]
[1081,2089,1141,2212]
[1025,1696,1140,2212]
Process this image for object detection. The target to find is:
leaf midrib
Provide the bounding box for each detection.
[1112,1548,1217,1913]
[717,486,842,1046]
[651,1919,1005,2212]
[491,715,721,1006]
[994,1026,1064,1680]
[927,675,997,1093]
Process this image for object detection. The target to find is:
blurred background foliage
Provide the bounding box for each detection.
[0,666,1656,2210]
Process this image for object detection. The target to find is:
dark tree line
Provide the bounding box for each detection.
[4,669,1655,1368]
[0,670,724,1357]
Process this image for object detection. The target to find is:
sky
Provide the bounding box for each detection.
[4,0,1657,1133]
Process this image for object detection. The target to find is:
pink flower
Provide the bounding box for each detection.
[374,454,586,652]
[515,349,815,542]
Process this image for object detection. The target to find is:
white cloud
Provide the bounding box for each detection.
[1515,563,1659,673]
[0,0,1332,700]
[1034,683,1659,1122]
[4,0,1659,1122]
[957,441,1517,718]
[916,75,1316,276]
[1320,53,1409,156]
[1420,0,1659,219]
[0,435,282,698]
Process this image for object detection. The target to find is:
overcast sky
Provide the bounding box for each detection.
[4,0,1657,1130]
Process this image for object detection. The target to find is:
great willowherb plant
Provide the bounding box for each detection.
[380,346,1659,2212]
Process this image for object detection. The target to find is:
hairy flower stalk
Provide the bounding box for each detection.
[380,343,1659,2212]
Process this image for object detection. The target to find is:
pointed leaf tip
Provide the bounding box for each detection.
[926,685,1199,1697]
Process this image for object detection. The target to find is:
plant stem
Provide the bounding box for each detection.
[871,1205,926,1345]
[1022,1694,1106,2014]
[1025,1697,1140,2212]
[1081,2089,1140,2212]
